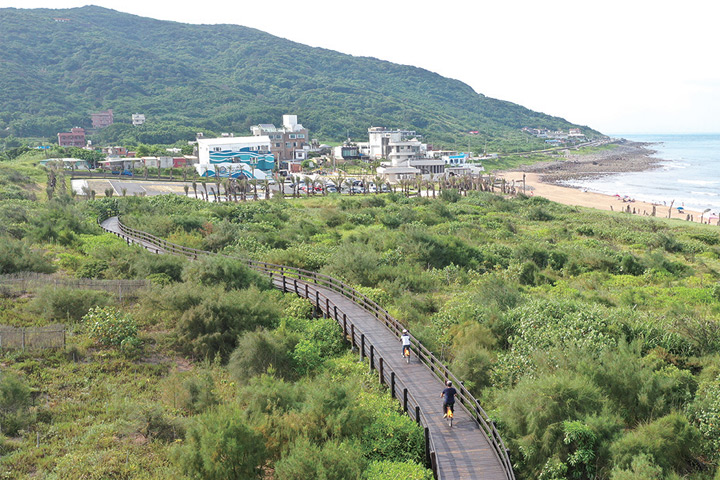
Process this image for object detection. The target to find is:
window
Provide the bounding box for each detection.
[286,142,291,148]
[289,134,296,139]
[297,134,305,139]
[213,147,221,152]
[275,143,281,147]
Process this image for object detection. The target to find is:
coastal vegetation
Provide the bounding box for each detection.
[0,6,599,153]
[3,151,720,479]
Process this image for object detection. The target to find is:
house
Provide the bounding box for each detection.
[91,109,113,129]
[333,144,360,160]
[132,114,146,126]
[39,158,91,170]
[366,127,420,159]
[251,115,309,164]
[375,131,445,182]
[57,127,86,147]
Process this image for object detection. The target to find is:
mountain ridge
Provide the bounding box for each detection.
[0,6,600,149]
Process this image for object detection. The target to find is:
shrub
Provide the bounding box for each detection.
[229,329,298,381]
[494,372,607,478]
[177,287,282,361]
[0,237,56,274]
[182,255,270,291]
[610,412,700,474]
[31,286,111,322]
[83,306,138,347]
[0,373,32,436]
[363,460,433,480]
[274,437,365,480]
[176,404,267,479]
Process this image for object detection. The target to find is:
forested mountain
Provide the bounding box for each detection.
[0,6,599,148]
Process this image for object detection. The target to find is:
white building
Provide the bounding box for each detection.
[195,135,274,178]
[367,127,420,159]
[132,114,145,126]
[376,133,444,183]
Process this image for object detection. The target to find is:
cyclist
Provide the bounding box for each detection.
[401,329,411,358]
[441,380,457,418]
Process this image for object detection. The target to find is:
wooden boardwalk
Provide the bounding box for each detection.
[100,216,513,480]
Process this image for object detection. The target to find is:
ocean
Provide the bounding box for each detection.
[563,134,720,214]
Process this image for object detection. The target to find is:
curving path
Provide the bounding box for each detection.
[100,216,514,480]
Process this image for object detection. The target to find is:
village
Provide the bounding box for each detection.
[51,110,588,193]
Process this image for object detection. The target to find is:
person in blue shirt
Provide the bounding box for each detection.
[441,380,457,417]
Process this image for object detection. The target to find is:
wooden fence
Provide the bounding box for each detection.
[0,325,65,350]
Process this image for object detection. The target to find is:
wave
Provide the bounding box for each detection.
[678,179,720,186]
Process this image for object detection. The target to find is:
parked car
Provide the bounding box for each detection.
[351,185,364,194]
[368,182,377,193]
[326,185,338,193]
[381,183,390,192]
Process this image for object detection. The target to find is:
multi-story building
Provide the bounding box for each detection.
[91,109,114,129]
[251,115,309,164]
[57,127,86,147]
[366,127,420,159]
[132,114,146,126]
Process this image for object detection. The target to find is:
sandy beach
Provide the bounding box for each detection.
[501,142,716,224]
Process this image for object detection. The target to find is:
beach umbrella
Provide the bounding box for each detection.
[677,206,684,211]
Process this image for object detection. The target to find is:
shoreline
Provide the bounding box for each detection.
[500,142,717,225]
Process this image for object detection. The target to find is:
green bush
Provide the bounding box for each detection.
[177,287,282,361]
[176,404,267,479]
[83,306,138,347]
[182,255,270,291]
[610,412,700,474]
[0,373,32,436]
[31,286,111,322]
[274,437,365,480]
[0,236,56,274]
[363,460,433,480]
[229,329,298,381]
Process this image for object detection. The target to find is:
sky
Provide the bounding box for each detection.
[2,0,719,135]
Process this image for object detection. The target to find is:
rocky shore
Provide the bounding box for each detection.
[518,141,662,185]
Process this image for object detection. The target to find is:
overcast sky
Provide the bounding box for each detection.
[3,0,719,135]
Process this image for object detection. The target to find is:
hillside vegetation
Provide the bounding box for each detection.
[0,6,599,151]
[5,152,720,478]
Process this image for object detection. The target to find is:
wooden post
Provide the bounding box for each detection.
[334,305,338,321]
[325,298,330,317]
[282,276,286,292]
[425,427,431,468]
[293,279,298,294]
[343,314,347,337]
[351,324,355,347]
[370,345,374,371]
[415,406,421,425]
[391,372,395,398]
[361,334,365,360]
[403,388,408,412]
[305,283,308,299]
[379,357,384,384]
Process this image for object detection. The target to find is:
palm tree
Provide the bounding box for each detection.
[202,180,209,201]
[263,178,271,199]
[343,177,354,195]
[373,175,384,195]
[303,176,313,196]
[192,181,198,199]
[184,185,190,197]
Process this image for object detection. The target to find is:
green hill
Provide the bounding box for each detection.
[0,6,600,149]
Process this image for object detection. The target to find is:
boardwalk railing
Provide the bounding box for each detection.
[101,217,515,480]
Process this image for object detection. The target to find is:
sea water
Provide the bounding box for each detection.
[563,134,720,214]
